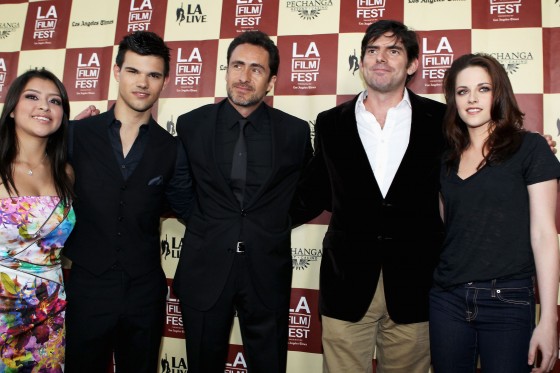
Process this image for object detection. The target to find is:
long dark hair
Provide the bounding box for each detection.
[0,68,74,204]
[442,53,525,171]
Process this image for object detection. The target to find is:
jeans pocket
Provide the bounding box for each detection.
[495,286,533,306]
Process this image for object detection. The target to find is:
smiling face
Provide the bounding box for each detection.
[360,33,418,94]
[225,43,276,116]
[113,50,169,114]
[10,77,63,140]
[454,66,494,132]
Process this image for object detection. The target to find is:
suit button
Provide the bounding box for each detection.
[240,210,247,217]
[377,235,383,240]
[117,232,122,236]
[118,216,124,221]
[121,185,127,190]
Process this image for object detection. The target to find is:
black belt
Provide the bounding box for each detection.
[236,241,245,254]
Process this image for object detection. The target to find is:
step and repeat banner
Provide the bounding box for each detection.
[1,0,559,372]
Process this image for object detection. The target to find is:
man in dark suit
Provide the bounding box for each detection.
[173,31,312,373]
[290,20,445,373]
[63,31,194,373]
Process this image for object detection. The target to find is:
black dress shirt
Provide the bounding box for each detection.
[215,101,272,205]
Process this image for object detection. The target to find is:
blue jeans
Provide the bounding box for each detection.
[429,277,535,373]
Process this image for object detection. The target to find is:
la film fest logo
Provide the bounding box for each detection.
[161,234,182,260]
[161,352,187,373]
[234,0,263,28]
[0,22,19,40]
[291,247,322,270]
[0,59,6,93]
[127,0,153,32]
[490,51,533,75]
[355,0,386,20]
[226,351,248,373]
[33,4,58,41]
[421,36,454,83]
[175,47,202,90]
[489,0,522,16]
[291,41,320,88]
[175,2,207,25]
[286,0,334,20]
[165,284,184,336]
[289,296,312,339]
[75,52,100,92]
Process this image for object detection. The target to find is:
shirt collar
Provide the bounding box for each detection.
[224,100,266,131]
[356,88,412,112]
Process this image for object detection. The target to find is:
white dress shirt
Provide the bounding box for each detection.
[355,89,412,198]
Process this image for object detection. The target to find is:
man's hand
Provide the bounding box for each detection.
[74,105,100,120]
[543,134,557,154]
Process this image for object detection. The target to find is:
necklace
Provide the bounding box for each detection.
[21,153,47,176]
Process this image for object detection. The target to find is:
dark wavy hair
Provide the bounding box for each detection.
[442,53,525,171]
[227,30,280,80]
[360,19,420,85]
[0,68,74,204]
[115,31,171,77]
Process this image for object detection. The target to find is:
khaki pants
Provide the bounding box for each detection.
[322,272,431,373]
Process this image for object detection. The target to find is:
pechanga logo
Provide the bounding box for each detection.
[161,353,187,373]
[0,59,6,93]
[291,247,322,270]
[356,0,386,19]
[34,5,58,40]
[235,0,263,27]
[286,0,334,20]
[490,51,533,75]
[127,0,153,32]
[0,22,19,40]
[176,3,207,25]
[161,234,182,260]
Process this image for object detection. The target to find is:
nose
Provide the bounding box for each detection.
[467,92,478,104]
[38,99,50,111]
[376,52,386,63]
[136,74,148,88]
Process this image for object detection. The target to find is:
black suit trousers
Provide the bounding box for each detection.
[65,264,167,373]
[180,254,289,373]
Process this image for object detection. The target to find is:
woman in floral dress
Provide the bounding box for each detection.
[0,68,75,372]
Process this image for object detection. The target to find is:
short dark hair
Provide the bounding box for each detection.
[361,20,420,84]
[0,68,74,202]
[115,31,171,77]
[227,30,280,79]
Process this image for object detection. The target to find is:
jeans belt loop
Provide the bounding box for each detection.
[236,241,245,254]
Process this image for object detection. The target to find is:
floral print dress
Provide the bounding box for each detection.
[0,196,75,372]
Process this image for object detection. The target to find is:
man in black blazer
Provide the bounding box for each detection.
[173,31,312,373]
[290,20,445,373]
[63,31,194,373]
